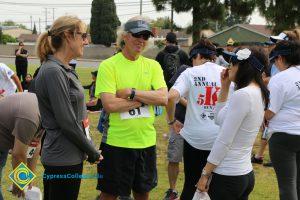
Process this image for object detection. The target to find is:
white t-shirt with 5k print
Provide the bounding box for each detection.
[172,62,224,150]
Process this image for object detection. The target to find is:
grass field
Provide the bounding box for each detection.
[2,64,279,200]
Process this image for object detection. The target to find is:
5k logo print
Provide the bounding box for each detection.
[197,86,221,106]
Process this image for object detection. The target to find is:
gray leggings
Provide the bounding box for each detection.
[269,132,300,200]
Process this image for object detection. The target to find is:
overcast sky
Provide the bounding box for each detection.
[0,0,266,32]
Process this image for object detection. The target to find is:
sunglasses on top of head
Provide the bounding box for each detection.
[130,32,151,40]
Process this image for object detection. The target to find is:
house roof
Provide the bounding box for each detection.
[209,24,273,39]
[239,24,272,36]
[155,29,190,39]
[0,26,19,30]
[2,28,32,38]
[18,34,39,43]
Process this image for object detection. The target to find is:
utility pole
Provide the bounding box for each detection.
[43,8,52,30]
[52,8,56,21]
[30,16,32,31]
[39,18,41,33]
[170,0,174,32]
[45,8,47,30]
[140,0,142,15]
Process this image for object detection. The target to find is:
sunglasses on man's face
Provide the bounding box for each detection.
[131,32,151,40]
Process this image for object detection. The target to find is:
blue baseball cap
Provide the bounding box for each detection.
[124,20,154,36]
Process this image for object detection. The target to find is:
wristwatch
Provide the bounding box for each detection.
[201,168,211,177]
[129,88,136,100]
[168,118,176,125]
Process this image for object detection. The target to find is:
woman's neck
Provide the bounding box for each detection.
[249,81,259,87]
[54,51,72,68]
[193,59,210,67]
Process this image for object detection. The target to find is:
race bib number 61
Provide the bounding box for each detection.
[120,105,151,120]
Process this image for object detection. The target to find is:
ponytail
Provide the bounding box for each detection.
[36,32,53,63]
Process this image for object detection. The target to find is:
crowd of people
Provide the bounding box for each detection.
[1,14,300,200]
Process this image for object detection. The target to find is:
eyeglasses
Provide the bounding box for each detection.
[131,32,151,40]
[74,32,88,40]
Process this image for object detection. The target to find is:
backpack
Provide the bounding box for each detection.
[162,49,181,84]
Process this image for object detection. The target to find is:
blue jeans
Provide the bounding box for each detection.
[0,151,8,200]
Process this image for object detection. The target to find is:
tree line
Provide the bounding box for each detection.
[1,0,299,45]
[90,0,300,46]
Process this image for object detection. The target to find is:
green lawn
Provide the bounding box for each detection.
[2,64,279,199]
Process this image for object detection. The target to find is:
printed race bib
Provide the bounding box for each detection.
[26,141,38,158]
[120,105,151,120]
[83,117,91,140]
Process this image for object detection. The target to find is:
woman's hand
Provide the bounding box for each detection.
[95,150,104,164]
[196,175,210,192]
[172,120,183,133]
[12,183,25,198]
[220,68,231,88]
[87,150,104,164]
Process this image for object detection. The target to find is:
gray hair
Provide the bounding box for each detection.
[116,16,154,51]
